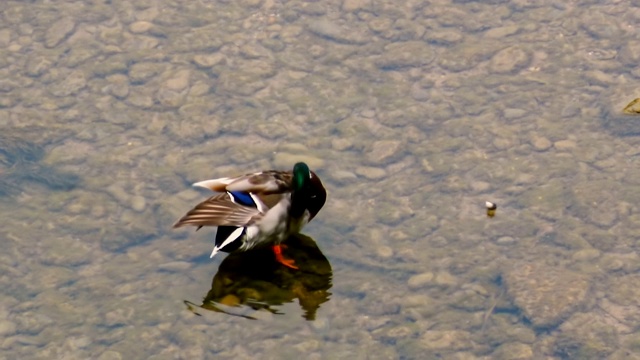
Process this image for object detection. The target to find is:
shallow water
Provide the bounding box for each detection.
[2,0,640,358]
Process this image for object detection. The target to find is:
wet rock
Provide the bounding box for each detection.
[368,17,393,34]
[15,311,53,335]
[603,274,640,328]
[409,79,432,101]
[170,25,223,52]
[438,52,477,72]
[554,139,577,150]
[571,248,601,262]
[51,70,86,97]
[581,12,621,40]
[277,49,314,72]
[240,42,271,60]
[45,17,76,48]
[504,262,589,328]
[377,324,417,341]
[155,88,185,108]
[489,46,530,74]
[64,336,92,351]
[367,140,403,164]
[378,19,425,41]
[331,138,352,151]
[424,29,464,45]
[192,53,226,68]
[571,180,620,228]
[0,79,20,93]
[492,342,533,359]
[36,266,77,289]
[355,166,386,180]
[407,272,434,290]
[261,37,286,52]
[599,252,640,273]
[554,313,618,359]
[129,21,153,34]
[485,25,521,39]
[449,288,488,311]
[376,245,393,259]
[419,330,472,351]
[163,69,191,91]
[88,54,128,77]
[623,98,640,114]
[307,19,368,44]
[106,74,129,99]
[217,67,272,96]
[375,41,435,70]
[530,134,552,151]
[434,271,459,287]
[343,0,371,12]
[25,56,53,77]
[97,351,123,360]
[503,108,527,120]
[98,22,124,45]
[188,81,210,97]
[63,42,102,68]
[129,62,166,84]
[496,236,515,245]
[130,195,146,212]
[127,92,154,109]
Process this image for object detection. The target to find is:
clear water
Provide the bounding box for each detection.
[1,0,639,358]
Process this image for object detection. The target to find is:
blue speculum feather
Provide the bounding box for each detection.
[229,191,256,207]
[214,192,258,252]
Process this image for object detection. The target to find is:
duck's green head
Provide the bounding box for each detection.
[290,162,326,219]
[292,162,311,192]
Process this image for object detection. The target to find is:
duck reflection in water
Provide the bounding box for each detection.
[184,233,332,320]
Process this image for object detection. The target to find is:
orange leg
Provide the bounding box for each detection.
[272,244,298,269]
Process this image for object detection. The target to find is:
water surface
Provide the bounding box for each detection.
[1,0,640,358]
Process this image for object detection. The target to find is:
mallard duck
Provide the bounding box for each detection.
[173,162,326,269]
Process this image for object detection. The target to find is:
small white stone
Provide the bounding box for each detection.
[129,21,153,34]
[407,272,434,290]
[130,195,146,212]
[376,246,393,259]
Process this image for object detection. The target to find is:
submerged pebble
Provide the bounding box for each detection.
[407,272,434,290]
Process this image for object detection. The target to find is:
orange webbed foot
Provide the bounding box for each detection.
[272,244,298,270]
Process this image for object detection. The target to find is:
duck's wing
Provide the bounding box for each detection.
[193,170,293,195]
[173,193,262,229]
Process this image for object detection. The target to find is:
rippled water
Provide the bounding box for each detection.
[1,0,640,358]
